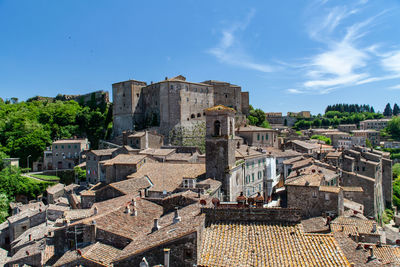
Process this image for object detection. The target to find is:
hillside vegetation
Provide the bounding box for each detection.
[0,97,112,168]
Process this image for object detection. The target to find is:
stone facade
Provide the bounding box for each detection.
[360,118,390,131]
[286,185,343,218]
[337,124,357,133]
[205,106,237,201]
[339,147,391,217]
[236,126,278,147]
[352,130,380,146]
[123,130,163,149]
[112,75,249,138]
[51,139,89,170]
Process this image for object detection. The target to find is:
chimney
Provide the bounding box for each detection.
[29,234,32,241]
[165,76,168,80]
[124,206,130,214]
[151,219,160,232]
[132,200,136,208]
[93,206,98,215]
[368,247,376,261]
[140,257,149,267]
[173,207,181,224]
[372,222,377,233]
[164,248,170,267]
[131,208,137,216]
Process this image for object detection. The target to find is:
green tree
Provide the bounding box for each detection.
[248,107,267,127]
[74,166,86,181]
[393,163,400,179]
[383,103,393,117]
[260,120,270,128]
[386,116,400,140]
[0,193,9,223]
[393,103,400,116]
[311,135,331,145]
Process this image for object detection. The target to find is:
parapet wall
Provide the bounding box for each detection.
[202,206,302,223]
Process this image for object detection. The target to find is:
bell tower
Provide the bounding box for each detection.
[205,105,236,200]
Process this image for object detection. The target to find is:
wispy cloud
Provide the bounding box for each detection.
[208,9,274,73]
[389,84,400,90]
[289,1,400,94]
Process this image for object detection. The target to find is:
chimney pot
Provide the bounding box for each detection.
[164,248,170,267]
[372,222,377,233]
[124,206,130,214]
[151,218,160,232]
[173,207,181,224]
[131,208,137,216]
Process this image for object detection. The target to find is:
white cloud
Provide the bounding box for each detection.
[382,50,400,73]
[208,9,274,73]
[291,2,393,94]
[389,84,400,90]
[286,89,304,94]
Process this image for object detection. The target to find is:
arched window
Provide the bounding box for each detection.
[229,120,233,136]
[214,120,221,136]
[191,114,195,119]
[197,113,201,117]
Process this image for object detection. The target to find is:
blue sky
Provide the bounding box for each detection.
[0,0,399,114]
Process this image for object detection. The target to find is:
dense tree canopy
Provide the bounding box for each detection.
[294,111,383,130]
[247,105,270,128]
[386,116,400,141]
[0,99,112,168]
[325,104,375,113]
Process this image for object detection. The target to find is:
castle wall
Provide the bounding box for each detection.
[112,76,249,139]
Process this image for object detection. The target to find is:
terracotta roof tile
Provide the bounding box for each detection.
[198,221,350,266]
[127,163,206,192]
[102,154,146,166]
[82,242,121,267]
[331,216,378,236]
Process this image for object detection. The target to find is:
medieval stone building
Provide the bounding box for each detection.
[112,75,249,137]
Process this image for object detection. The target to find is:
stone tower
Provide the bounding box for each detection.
[205,105,236,200]
[112,79,147,137]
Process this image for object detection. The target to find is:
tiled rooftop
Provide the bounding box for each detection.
[301,216,329,233]
[236,125,277,132]
[205,105,236,113]
[89,148,117,156]
[139,148,175,157]
[235,145,263,159]
[108,176,152,195]
[263,147,302,158]
[372,244,400,265]
[127,163,206,192]
[84,197,163,240]
[331,216,378,236]
[102,154,146,166]
[198,221,350,267]
[82,242,121,267]
[286,164,338,187]
[53,139,87,144]
[115,200,207,262]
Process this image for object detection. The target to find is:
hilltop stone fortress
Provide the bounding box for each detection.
[112,75,249,138]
